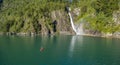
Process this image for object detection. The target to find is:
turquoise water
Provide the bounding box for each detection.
[0,35,120,65]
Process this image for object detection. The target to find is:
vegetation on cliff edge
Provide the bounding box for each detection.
[0,0,120,34]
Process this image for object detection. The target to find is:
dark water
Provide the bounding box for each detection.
[0,35,120,65]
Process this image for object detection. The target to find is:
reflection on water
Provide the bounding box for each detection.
[1,35,120,65]
[69,35,83,57]
[69,36,76,57]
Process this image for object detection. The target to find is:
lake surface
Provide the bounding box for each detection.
[0,35,120,65]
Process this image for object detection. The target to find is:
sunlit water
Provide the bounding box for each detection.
[0,35,120,65]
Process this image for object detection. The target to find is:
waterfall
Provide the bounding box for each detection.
[68,13,77,34]
[68,12,84,35]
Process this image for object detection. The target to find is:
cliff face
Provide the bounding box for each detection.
[112,10,120,37]
[8,10,74,35]
[113,11,120,25]
[1,0,120,38]
[50,10,74,35]
[1,7,120,37]
[36,10,74,35]
[0,0,76,35]
[0,8,76,35]
[36,8,80,35]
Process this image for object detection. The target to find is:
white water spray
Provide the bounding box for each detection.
[68,13,77,34]
[68,12,84,35]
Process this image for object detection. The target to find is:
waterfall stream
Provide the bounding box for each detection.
[68,12,84,35]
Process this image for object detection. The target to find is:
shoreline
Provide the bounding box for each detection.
[0,32,120,39]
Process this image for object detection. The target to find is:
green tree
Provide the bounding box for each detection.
[93,0,119,17]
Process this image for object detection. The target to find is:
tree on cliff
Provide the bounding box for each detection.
[93,0,119,17]
[0,0,67,33]
[0,0,120,34]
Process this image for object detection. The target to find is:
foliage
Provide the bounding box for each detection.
[92,0,119,17]
[76,0,120,33]
[0,0,120,34]
[0,0,67,33]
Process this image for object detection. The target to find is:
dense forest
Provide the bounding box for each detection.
[0,0,120,35]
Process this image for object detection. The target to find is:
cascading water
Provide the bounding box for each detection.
[68,12,84,35]
[76,23,84,35]
[68,13,77,34]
